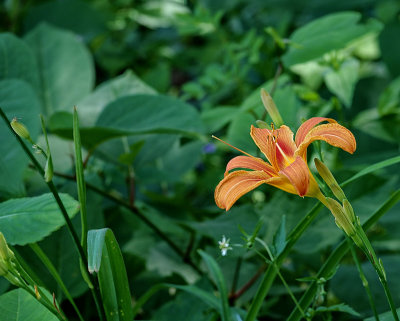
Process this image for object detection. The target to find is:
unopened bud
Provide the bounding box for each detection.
[0,259,8,276]
[11,118,32,141]
[343,200,356,224]
[260,89,284,127]
[44,155,53,182]
[326,198,356,237]
[314,159,346,202]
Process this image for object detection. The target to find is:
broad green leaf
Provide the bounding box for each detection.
[0,79,41,196]
[227,111,257,155]
[77,70,157,126]
[282,12,383,67]
[201,106,238,133]
[0,33,40,91]
[87,228,133,321]
[198,250,232,321]
[49,95,204,149]
[0,289,58,321]
[0,193,79,245]
[324,58,360,107]
[24,23,94,115]
[96,95,205,137]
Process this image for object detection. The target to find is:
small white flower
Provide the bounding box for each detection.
[218,235,232,256]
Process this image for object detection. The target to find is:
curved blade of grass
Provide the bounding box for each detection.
[287,189,400,321]
[132,283,220,319]
[341,155,400,187]
[87,228,133,321]
[198,250,232,321]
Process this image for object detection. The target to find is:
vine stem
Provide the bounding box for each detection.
[0,108,106,321]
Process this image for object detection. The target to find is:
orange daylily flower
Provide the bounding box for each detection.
[215,117,356,210]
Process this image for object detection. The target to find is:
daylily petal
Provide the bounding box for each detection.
[250,125,279,170]
[225,156,276,176]
[279,157,310,197]
[215,170,271,210]
[295,117,337,146]
[250,125,297,170]
[296,123,356,159]
[274,125,297,167]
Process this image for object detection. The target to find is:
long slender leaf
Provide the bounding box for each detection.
[87,228,133,321]
[198,250,232,321]
[341,155,400,187]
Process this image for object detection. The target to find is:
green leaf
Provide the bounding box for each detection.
[0,79,41,196]
[49,95,205,149]
[0,193,79,245]
[24,23,94,115]
[198,250,232,321]
[273,215,287,257]
[314,303,360,317]
[324,58,360,107]
[378,76,400,115]
[77,70,157,126]
[0,33,40,91]
[0,289,58,321]
[342,155,400,187]
[96,94,205,137]
[282,12,383,67]
[201,106,238,133]
[87,228,133,321]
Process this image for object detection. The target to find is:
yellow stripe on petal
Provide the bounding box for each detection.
[295,123,356,159]
[214,170,271,211]
[279,157,310,197]
[225,156,276,176]
[295,117,337,146]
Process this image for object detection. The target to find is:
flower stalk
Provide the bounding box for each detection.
[315,159,399,321]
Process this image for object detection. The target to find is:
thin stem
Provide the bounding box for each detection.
[274,265,306,319]
[245,203,323,321]
[29,243,85,321]
[229,264,267,301]
[229,257,242,303]
[348,239,379,321]
[0,108,106,321]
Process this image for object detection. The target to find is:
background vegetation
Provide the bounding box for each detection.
[0,0,400,320]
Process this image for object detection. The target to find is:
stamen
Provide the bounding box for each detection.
[212,135,255,158]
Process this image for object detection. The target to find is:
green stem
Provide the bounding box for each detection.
[29,243,85,321]
[0,108,106,321]
[348,239,379,321]
[287,189,400,321]
[245,202,323,321]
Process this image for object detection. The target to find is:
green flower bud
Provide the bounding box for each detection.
[44,154,53,182]
[314,158,346,202]
[343,199,356,224]
[260,89,284,127]
[10,118,32,141]
[326,198,356,237]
